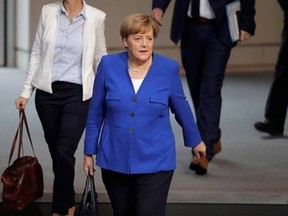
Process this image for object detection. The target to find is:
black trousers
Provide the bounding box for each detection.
[265,2,288,127]
[101,169,174,216]
[35,81,90,215]
[181,19,231,160]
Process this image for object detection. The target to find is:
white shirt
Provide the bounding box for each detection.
[188,0,215,19]
[131,78,144,93]
[20,1,107,101]
[52,4,85,84]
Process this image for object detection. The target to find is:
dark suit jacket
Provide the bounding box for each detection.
[152,0,256,47]
[278,0,288,11]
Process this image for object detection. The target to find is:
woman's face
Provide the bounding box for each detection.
[123,28,154,64]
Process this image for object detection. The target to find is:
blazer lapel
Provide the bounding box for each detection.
[135,53,158,96]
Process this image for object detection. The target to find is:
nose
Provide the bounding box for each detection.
[141,39,148,47]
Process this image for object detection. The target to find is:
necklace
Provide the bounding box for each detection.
[128,60,151,73]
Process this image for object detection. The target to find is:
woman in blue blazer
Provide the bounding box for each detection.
[83,13,206,216]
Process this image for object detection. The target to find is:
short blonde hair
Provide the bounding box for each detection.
[120,13,159,39]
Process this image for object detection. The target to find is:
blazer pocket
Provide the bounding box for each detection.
[149,94,168,117]
[106,92,122,101]
[106,92,122,112]
[150,94,168,106]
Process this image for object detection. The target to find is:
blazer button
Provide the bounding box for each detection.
[132,97,137,102]
[130,112,135,117]
[128,128,134,133]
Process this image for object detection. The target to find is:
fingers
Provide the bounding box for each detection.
[83,166,94,176]
[199,150,206,158]
[151,8,163,26]
[194,151,200,159]
[239,30,251,43]
[84,167,95,176]
[15,97,28,110]
[89,168,95,176]
[193,141,207,159]
[83,155,95,176]
[15,101,21,109]
[84,167,89,176]
[194,150,206,159]
[17,103,25,110]
[154,16,162,26]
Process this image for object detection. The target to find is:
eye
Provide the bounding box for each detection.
[134,37,141,41]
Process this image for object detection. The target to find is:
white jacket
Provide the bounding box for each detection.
[20,1,107,101]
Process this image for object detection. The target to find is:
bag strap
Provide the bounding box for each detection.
[8,118,21,165]
[17,110,24,159]
[21,109,35,156]
[80,174,98,207]
[8,109,36,165]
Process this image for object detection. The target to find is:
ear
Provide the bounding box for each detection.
[122,38,128,49]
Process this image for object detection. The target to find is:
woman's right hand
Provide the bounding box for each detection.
[83,155,95,176]
[193,141,206,159]
[15,96,28,109]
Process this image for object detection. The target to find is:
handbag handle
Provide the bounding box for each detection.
[81,174,98,208]
[8,109,36,165]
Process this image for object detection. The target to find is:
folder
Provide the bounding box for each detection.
[226,0,241,42]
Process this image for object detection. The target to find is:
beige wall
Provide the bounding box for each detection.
[28,0,283,72]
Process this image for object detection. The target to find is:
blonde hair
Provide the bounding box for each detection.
[120,13,159,39]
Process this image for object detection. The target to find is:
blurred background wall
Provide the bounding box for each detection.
[1,0,283,73]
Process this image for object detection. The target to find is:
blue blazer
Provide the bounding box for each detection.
[84,52,201,174]
[152,0,256,47]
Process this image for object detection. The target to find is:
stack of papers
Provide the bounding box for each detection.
[226,0,241,42]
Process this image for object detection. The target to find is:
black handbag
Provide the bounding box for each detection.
[76,174,99,216]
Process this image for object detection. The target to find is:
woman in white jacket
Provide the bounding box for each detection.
[15,0,107,215]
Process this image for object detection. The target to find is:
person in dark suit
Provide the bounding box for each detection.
[83,13,206,216]
[151,0,256,175]
[254,0,288,136]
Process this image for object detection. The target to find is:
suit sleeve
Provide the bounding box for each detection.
[168,62,202,148]
[20,5,46,99]
[152,0,171,13]
[239,0,256,35]
[84,57,106,155]
[94,14,107,71]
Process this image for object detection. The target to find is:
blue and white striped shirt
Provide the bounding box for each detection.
[52,2,86,85]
